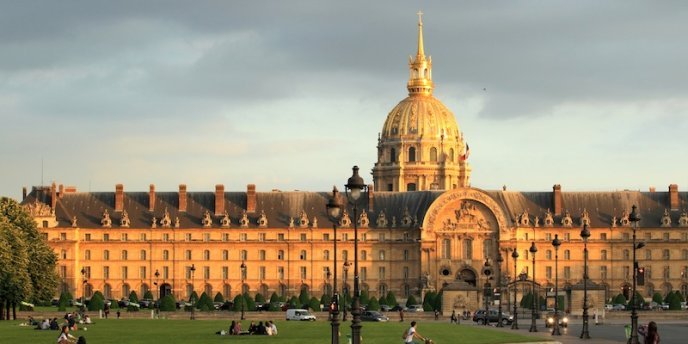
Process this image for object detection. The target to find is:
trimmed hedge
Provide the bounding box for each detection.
[159,294,176,312]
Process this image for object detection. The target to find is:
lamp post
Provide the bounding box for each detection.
[551,235,561,336]
[342,261,351,321]
[190,264,196,320]
[511,249,519,330]
[628,205,641,344]
[80,267,87,311]
[326,186,343,344]
[580,224,591,339]
[483,258,492,326]
[240,261,247,320]
[529,242,538,332]
[344,165,367,344]
[496,253,504,327]
[154,269,160,316]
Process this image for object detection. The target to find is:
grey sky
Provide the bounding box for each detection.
[1,1,687,199]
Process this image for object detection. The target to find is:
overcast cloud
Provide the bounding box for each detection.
[1,1,687,199]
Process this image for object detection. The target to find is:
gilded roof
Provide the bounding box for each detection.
[381,95,460,140]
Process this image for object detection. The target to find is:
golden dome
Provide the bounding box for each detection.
[381,95,461,140]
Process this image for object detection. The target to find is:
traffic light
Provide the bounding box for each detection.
[637,267,645,286]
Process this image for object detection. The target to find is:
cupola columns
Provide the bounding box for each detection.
[407,11,433,96]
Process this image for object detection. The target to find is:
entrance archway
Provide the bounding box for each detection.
[160,283,172,299]
[457,269,477,287]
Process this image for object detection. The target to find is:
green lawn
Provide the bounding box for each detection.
[1,318,544,344]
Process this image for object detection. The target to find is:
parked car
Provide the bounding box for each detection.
[286,308,316,321]
[545,312,569,328]
[139,299,153,308]
[380,304,392,312]
[361,310,390,322]
[391,305,408,312]
[612,304,626,311]
[604,304,613,311]
[219,301,234,310]
[661,303,669,310]
[407,304,424,312]
[472,309,513,325]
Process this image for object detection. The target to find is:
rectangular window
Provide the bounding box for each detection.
[441,239,451,259]
[564,233,570,241]
[140,250,146,260]
[664,233,670,241]
[222,267,228,279]
[162,233,170,242]
[204,267,210,280]
[60,232,67,240]
[404,250,409,261]
[300,267,307,280]
[379,233,385,242]
[140,266,146,279]
[185,266,192,279]
[546,266,552,279]
[185,233,192,242]
[546,250,552,260]
[623,233,630,241]
[185,250,192,260]
[163,266,169,280]
[379,267,386,280]
[103,266,109,279]
[564,266,571,279]
[600,266,607,280]
[600,233,607,240]
[361,267,367,281]
[645,233,652,241]
[240,233,247,241]
[664,266,670,279]
[601,250,607,260]
[624,266,630,279]
[84,250,91,260]
[403,232,410,241]
[545,233,552,241]
[84,233,91,241]
[646,250,652,260]
[259,250,266,261]
[203,233,210,242]
[342,233,349,241]
[278,267,285,280]
[140,233,147,241]
[379,250,385,261]
[342,250,349,262]
[300,234,307,242]
[103,234,109,241]
[564,250,570,260]
[240,250,247,261]
[41,233,48,240]
[259,233,266,241]
[84,266,92,279]
[121,233,128,241]
[361,233,367,242]
[278,233,285,241]
[323,233,330,241]
[259,266,266,280]
[222,233,229,242]
[121,266,128,279]
[60,266,67,278]
[403,266,409,280]
[104,250,110,260]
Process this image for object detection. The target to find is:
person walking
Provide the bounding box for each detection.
[638,321,660,344]
[399,308,405,322]
[403,321,426,344]
[450,310,458,324]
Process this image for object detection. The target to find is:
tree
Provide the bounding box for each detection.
[308,296,320,311]
[422,292,436,311]
[652,292,664,305]
[255,293,266,305]
[0,216,31,320]
[299,289,310,306]
[629,291,644,309]
[613,293,626,305]
[232,294,246,312]
[159,294,176,312]
[0,198,60,312]
[367,297,380,311]
[88,291,104,311]
[129,291,139,303]
[57,291,71,312]
[433,291,443,311]
[197,292,213,311]
[288,296,298,309]
[406,295,418,307]
[385,291,398,307]
[143,290,154,300]
[320,293,332,308]
[244,292,256,311]
[359,290,370,307]
[667,292,681,310]
[270,292,280,304]
[674,290,685,303]
[189,291,199,303]
[520,292,533,309]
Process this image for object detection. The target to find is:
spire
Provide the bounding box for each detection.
[416,11,425,60]
[407,11,433,96]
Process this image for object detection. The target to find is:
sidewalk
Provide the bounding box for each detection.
[482,322,624,344]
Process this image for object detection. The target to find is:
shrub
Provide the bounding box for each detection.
[668,292,681,310]
[129,291,139,303]
[308,297,321,311]
[520,292,533,309]
[268,302,281,311]
[613,293,626,305]
[406,295,417,307]
[299,289,310,306]
[197,292,214,311]
[189,291,199,303]
[245,293,256,311]
[423,292,436,311]
[232,294,246,312]
[367,297,380,311]
[288,296,299,308]
[143,290,154,300]
[57,291,71,311]
[652,292,663,304]
[320,294,332,308]
[159,294,176,312]
[385,292,397,307]
[214,292,224,303]
[359,290,369,307]
[433,291,443,311]
[88,292,104,311]
[674,290,685,303]
[270,292,280,304]
[255,293,266,304]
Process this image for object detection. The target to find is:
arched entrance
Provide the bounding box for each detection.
[159,283,172,299]
[622,284,631,300]
[457,269,477,287]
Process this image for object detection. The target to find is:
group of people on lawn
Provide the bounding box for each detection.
[220,320,278,336]
[23,313,89,344]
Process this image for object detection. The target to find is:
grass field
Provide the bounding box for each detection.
[1,318,545,344]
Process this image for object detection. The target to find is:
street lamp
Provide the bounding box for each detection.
[326,186,343,344]
[580,223,591,339]
[80,267,87,311]
[551,234,561,336]
[342,261,351,321]
[240,261,247,320]
[190,264,196,320]
[482,258,492,326]
[628,205,642,344]
[496,253,504,327]
[154,269,160,316]
[344,165,367,344]
[529,241,538,332]
[511,249,519,330]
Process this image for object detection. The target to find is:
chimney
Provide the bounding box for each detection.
[149,184,156,211]
[367,184,374,213]
[246,184,256,213]
[553,184,562,215]
[215,184,225,215]
[58,184,64,198]
[50,182,57,209]
[179,184,187,212]
[22,187,27,201]
[115,184,124,212]
[669,184,679,210]
[649,186,656,193]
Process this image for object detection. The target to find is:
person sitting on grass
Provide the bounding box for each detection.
[50,318,60,330]
[268,321,278,336]
[256,321,267,335]
[403,321,427,344]
[57,325,77,344]
[232,321,242,335]
[228,321,236,335]
[248,321,257,335]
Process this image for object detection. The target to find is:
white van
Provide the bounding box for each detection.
[286,308,316,321]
